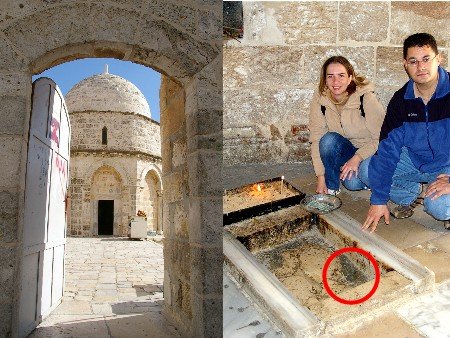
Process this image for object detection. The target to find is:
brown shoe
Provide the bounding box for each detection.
[391,205,415,219]
[444,220,450,230]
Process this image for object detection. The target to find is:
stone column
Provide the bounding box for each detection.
[0,67,32,336]
[185,54,223,337]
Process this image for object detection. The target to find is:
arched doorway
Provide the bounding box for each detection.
[140,169,162,235]
[90,165,123,236]
[0,3,222,337]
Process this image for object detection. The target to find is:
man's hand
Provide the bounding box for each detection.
[340,154,362,181]
[316,175,328,194]
[362,205,390,233]
[425,174,450,200]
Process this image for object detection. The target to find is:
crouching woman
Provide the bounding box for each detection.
[309,56,385,195]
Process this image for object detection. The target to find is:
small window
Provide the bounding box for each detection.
[102,127,107,145]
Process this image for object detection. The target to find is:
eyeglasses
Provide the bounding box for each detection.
[406,54,438,67]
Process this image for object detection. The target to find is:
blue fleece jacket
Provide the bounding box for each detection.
[369,66,450,205]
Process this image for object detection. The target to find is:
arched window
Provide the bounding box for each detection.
[102,127,107,145]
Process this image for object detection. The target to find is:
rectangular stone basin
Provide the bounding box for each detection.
[224,180,435,336]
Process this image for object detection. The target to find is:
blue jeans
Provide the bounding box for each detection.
[319,132,370,192]
[389,147,450,221]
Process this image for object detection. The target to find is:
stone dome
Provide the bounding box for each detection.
[65,69,151,118]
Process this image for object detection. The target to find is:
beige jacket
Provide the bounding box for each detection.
[309,82,385,176]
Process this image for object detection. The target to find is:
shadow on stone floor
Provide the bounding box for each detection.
[110,299,164,315]
[132,284,164,297]
[28,311,180,338]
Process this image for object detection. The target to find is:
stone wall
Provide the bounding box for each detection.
[224,1,450,165]
[68,154,161,237]
[69,111,161,157]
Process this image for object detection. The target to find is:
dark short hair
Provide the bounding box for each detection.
[318,56,366,95]
[403,33,438,59]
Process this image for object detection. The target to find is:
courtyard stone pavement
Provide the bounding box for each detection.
[29,237,180,338]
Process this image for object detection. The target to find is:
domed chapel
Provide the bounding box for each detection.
[65,66,162,237]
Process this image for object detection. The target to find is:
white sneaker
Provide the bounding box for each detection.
[327,189,340,196]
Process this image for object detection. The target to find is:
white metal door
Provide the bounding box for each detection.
[18,78,71,337]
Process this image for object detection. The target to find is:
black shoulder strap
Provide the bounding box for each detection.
[359,94,365,118]
[322,94,367,117]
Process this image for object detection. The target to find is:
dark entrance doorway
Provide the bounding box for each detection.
[98,200,114,235]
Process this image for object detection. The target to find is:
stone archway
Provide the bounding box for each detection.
[90,165,124,236]
[0,2,222,337]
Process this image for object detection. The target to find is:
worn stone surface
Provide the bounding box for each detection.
[339,2,389,42]
[391,2,450,47]
[189,197,222,245]
[0,96,27,135]
[242,2,338,45]
[223,46,305,89]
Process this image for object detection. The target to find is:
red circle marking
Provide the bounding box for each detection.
[322,247,380,305]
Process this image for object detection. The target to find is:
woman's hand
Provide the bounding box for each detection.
[316,175,328,194]
[425,174,450,200]
[340,154,362,181]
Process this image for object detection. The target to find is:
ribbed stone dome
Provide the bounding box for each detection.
[65,69,151,118]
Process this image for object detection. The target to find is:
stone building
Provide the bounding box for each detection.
[65,67,162,237]
[224,1,450,166]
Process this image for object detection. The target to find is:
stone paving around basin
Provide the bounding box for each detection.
[223,163,450,338]
[29,237,180,338]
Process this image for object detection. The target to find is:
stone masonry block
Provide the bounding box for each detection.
[161,139,172,172]
[0,303,12,337]
[224,46,305,89]
[185,84,222,115]
[0,73,30,96]
[0,246,17,303]
[224,87,314,127]
[190,293,222,338]
[172,137,187,168]
[391,2,450,47]
[187,151,221,197]
[304,45,375,86]
[168,239,191,281]
[0,96,27,135]
[138,16,217,79]
[3,5,83,62]
[173,201,188,238]
[186,108,222,138]
[0,136,23,188]
[189,245,222,295]
[197,9,221,43]
[163,171,183,203]
[0,190,19,243]
[339,2,389,43]
[243,2,337,45]
[87,4,141,43]
[187,132,222,154]
[375,47,409,88]
[0,36,26,71]
[148,0,197,35]
[188,197,222,245]
[224,137,286,166]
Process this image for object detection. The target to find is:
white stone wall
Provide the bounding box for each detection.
[224,1,450,165]
[68,153,162,237]
[66,73,152,118]
[69,111,161,157]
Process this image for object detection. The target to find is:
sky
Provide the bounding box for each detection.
[32,58,161,122]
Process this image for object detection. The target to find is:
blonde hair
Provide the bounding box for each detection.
[318,56,366,95]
